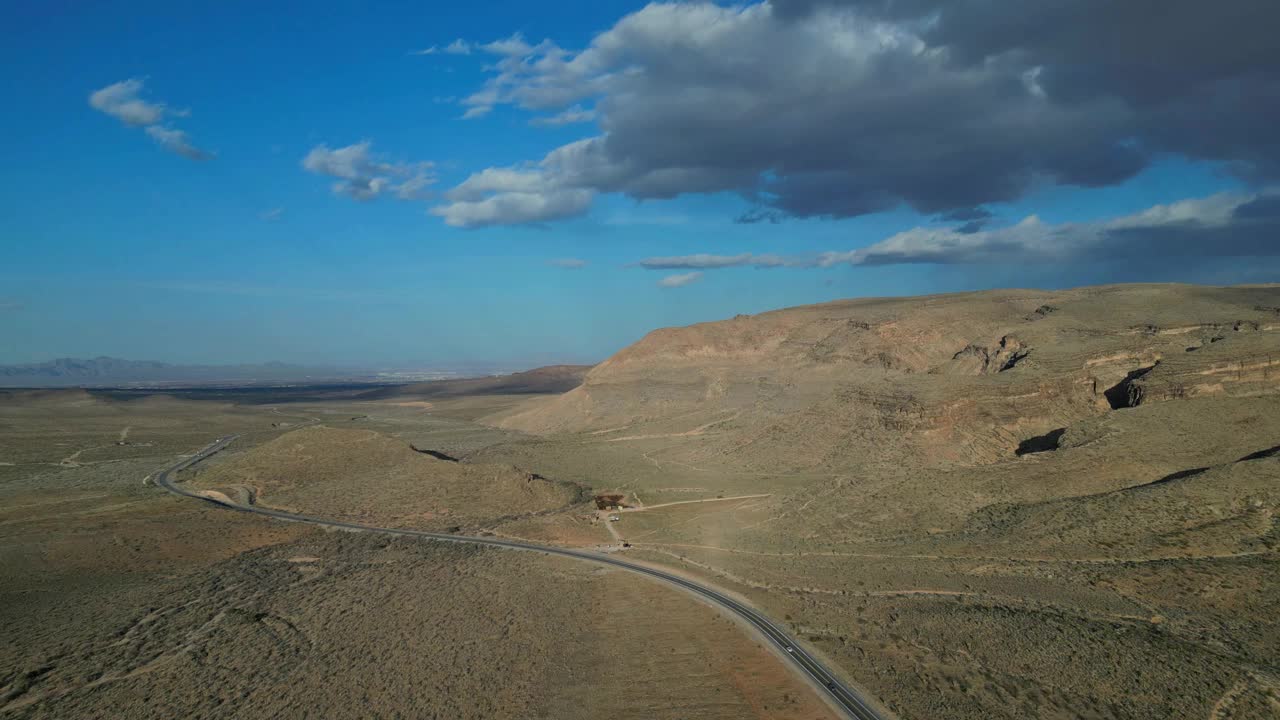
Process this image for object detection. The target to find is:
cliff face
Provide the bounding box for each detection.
[490,284,1280,468]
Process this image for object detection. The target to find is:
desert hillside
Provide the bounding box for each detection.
[192,426,588,531]
[465,283,1280,718]
[492,284,1280,469]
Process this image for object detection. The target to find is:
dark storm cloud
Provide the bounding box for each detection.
[774,0,1280,176]
[941,207,993,223]
[735,208,784,225]
[1233,194,1280,221]
[941,207,992,233]
[433,2,1280,226]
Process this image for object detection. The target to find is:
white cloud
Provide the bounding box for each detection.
[302,142,435,201]
[430,187,592,228]
[443,39,473,55]
[144,125,212,161]
[89,78,210,161]
[639,253,795,270]
[550,258,588,269]
[260,207,285,222]
[446,168,552,202]
[412,39,473,56]
[394,173,434,201]
[657,271,703,288]
[88,79,169,126]
[431,166,595,227]
[480,33,537,56]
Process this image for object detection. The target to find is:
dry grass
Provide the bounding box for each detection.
[0,394,837,719]
[191,425,589,532]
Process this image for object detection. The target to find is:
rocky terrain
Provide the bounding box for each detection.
[491,284,1280,470]
[469,283,1280,719]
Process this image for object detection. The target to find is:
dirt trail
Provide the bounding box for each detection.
[605,411,742,442]
[1209,679,1250,720]
[602,512,624,543]
[621,494,771,513]
[58,448,87,466]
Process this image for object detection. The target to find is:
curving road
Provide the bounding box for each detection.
[154,436,888,720]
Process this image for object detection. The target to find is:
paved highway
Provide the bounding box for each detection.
[154,436,888,720]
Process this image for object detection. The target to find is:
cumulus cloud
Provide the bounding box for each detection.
[302,142,434,201]
[89,79,211,160]
[550,258,588,269]
[657,271,703,288]
[434,1,1280,225]
[429,165,595,226]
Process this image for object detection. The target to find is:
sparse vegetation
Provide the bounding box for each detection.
[0,391,834,720]
[4,283,1280,719]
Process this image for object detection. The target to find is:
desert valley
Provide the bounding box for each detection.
[3,283,1278,719]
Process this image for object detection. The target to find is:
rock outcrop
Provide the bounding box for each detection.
[488,284,1280,469]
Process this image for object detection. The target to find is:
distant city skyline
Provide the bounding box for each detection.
[3,1,1278,366]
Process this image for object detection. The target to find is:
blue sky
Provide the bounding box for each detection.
[2,1,1277,368]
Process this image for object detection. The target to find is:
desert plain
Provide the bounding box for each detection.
[3,282,1279,719]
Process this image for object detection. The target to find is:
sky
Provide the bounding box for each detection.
[2,0,1278,369]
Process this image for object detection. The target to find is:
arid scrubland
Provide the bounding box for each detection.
[0,391,833,720]
[468,283,1280,719]
[190,425,589,532]
[3,283,1279,720]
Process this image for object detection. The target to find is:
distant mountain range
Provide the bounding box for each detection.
[0,356,372,387]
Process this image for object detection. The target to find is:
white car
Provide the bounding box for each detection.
[785,646,794,653]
